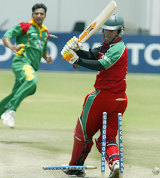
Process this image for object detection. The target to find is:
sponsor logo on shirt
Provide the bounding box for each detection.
[104,56,111,64]
[45,35,48,41]
[31,33,38,36]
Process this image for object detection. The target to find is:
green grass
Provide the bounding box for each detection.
[0,69,160,170]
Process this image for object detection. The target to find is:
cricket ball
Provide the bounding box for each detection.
[152,167,160,175]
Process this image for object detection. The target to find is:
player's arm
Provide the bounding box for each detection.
[2,23,27,53]
[61,48,104,71]
[76,50,94,59]
[61,36,104,71]
[76,58,104,71]
[76,45,104,60]
[74,48,105,71]
[42,38,52,64]
[62,36,97,60]
[42,50,52,64]
[2,37,22,53]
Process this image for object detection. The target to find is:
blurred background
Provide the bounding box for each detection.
[0,0,160,73]
[0,0,160,35]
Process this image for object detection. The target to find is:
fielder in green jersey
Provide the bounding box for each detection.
[0,3,52,128]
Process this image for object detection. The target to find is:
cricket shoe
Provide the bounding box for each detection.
[62,167,86,177]
[1,109,15,128]
[108,160,119,178]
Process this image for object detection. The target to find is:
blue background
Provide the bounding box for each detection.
[0,30,160,73]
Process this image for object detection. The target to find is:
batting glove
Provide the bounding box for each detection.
[61,48,79,64]
[67,36,83,51]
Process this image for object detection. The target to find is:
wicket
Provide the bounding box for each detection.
[118,113,123,178]
[101,112,123,178]
[43,165,97,170]
[43,112,124,178]
[101,112,107,178]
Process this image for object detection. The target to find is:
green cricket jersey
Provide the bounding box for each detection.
[3,19,49,70]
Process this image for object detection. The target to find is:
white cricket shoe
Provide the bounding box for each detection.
[1,109,15,128]
[108,160,119,178]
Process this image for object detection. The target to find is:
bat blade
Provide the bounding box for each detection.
[79,0,117,43]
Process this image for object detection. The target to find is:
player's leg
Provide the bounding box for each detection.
[0,81,20,128]
[95,112,119,164]
[106,97,127,178]
[63,91,101,176]
[6,62,37,111]
[63,117,93,177]
[95,113,120,178]
[106,112,124,178]
[94,91,127,177]
[0,71,21,118]
[69,90,102,165]
[0,94,14,118]
[1,61,37,127]
[69,117,94,166]
[0,74,21,127]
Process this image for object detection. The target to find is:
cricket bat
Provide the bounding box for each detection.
[72,0,117,68]
[78,0,117,43]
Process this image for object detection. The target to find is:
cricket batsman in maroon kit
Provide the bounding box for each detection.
[61,13,128,178]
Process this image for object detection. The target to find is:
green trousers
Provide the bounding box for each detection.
[0,57,37,118]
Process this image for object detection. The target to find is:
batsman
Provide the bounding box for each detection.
[61,13,128,178]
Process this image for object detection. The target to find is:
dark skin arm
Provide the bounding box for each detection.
[42,50,52,64]
[2,37,22,53]
[3,37,52,64]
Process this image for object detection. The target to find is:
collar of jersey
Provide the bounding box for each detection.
[29,19,47,36]
[103,37,122,47]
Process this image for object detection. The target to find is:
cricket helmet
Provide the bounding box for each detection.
[101,13,124,30]
[101,13,125,38]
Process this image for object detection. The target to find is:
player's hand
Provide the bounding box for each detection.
[61,48,79,64]
[45,56,52,64]
[11,44,25,53]
[66,36,83,51]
